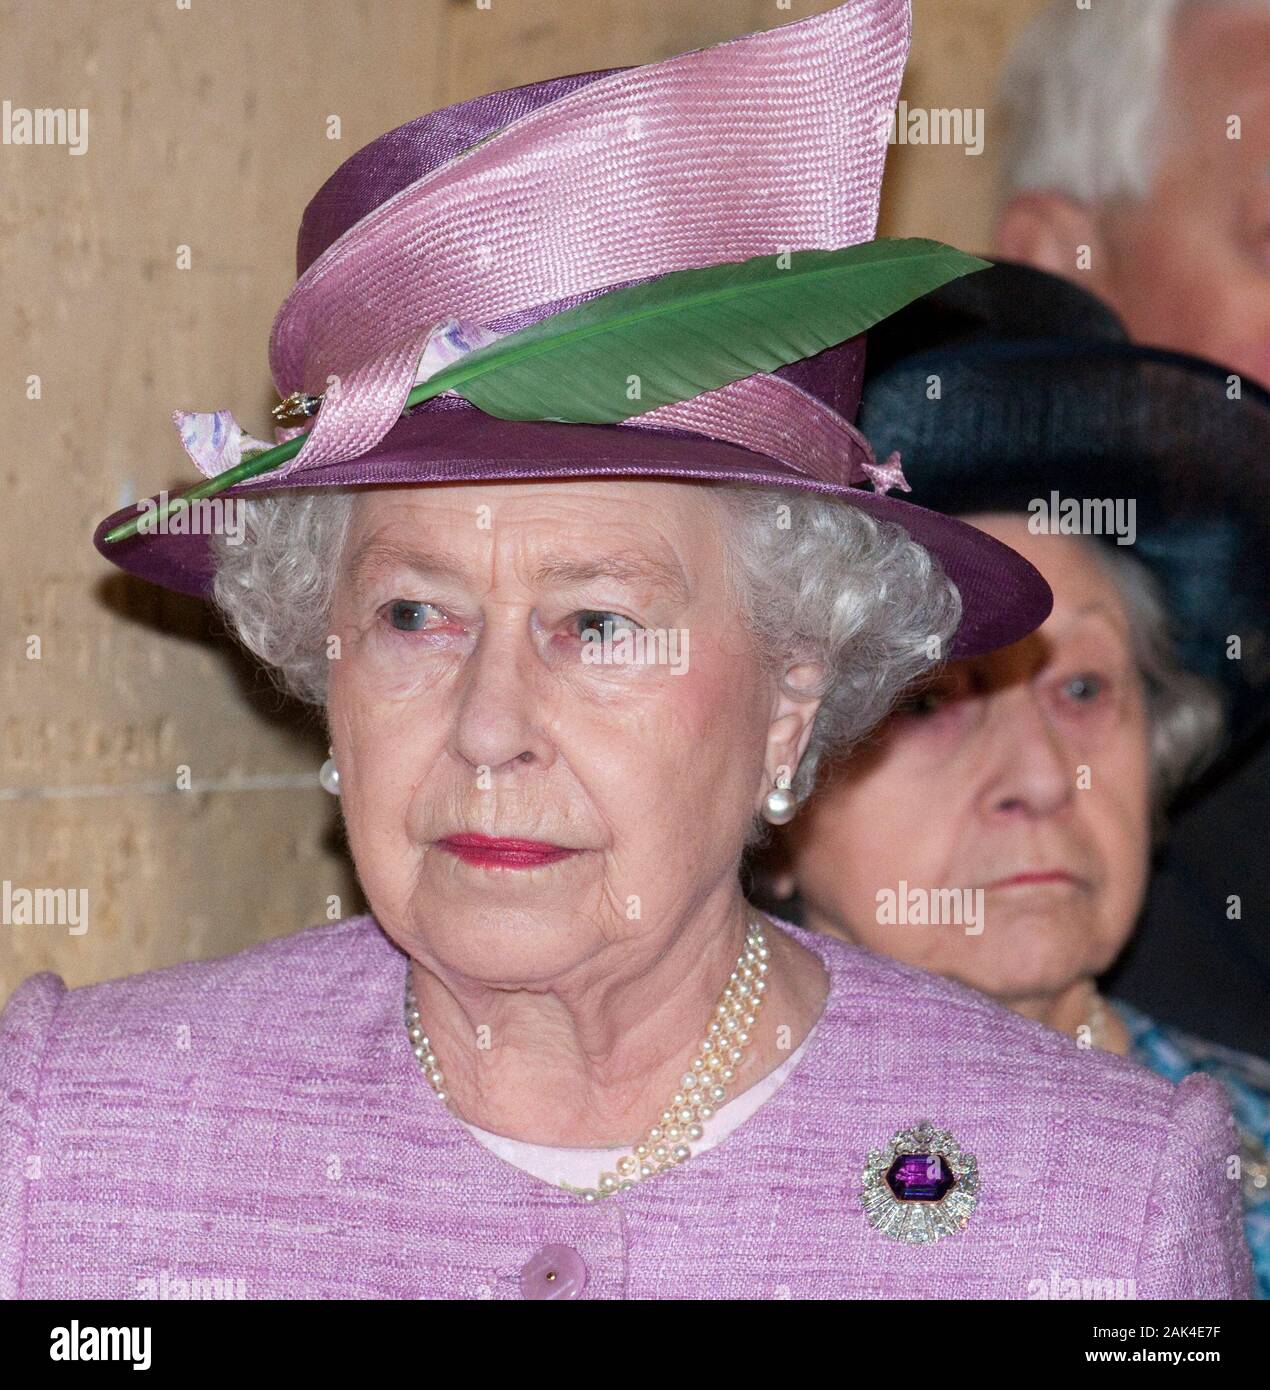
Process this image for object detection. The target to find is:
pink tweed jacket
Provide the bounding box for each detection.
[0,914,1251,1299]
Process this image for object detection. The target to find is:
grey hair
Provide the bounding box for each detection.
[712,487,961,800]
[996,0,1268,206]
[1091,543,1225,824]
[210,485,962,801]
[211,491,355,705]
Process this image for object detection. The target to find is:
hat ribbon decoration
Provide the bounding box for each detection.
[102,0,970,546]
[103,240,986,544]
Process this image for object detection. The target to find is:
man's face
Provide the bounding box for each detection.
[1091,6,1270,388]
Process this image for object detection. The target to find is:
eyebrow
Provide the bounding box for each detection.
[344,539,690,604]
[530,553,690,604]
[1048,600,1131,642]
[344,540,471,594]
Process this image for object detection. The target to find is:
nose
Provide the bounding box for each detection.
[973,686,1074,822]
[451,614,556,776]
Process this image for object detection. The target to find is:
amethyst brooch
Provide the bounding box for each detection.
[860,1120,979,1244]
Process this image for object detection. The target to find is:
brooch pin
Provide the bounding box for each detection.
[859,1120,979,1244]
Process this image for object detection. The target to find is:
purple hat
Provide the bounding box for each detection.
[92,0,1051,657]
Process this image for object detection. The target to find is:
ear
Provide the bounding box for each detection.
[755,659,825,810]
[993,191,1106,283]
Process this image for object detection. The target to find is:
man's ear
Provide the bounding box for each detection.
[758,659,824,801]
[993,191,1105,284]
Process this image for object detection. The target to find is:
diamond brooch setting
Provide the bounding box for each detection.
[859,1120,979,1244]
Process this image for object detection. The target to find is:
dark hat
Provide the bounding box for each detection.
[858,259,1270,750]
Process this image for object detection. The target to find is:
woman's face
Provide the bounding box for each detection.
[787,514,1153,1005]
[326,480,812,985]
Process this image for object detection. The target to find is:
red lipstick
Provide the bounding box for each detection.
[987,871,1079,889]
[436,833,580,869]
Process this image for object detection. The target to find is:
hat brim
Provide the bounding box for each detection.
[93,407,1052,661]
[859,338,1270,744]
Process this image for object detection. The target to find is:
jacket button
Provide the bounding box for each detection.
[519,1244,587,1300]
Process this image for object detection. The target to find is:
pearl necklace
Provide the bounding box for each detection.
[403,914,772,1202]
[1083,993,1110,1051]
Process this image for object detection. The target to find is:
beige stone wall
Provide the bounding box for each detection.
[0,0,1045,1001]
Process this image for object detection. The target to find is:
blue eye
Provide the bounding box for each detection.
[899,676,963,718]
[576,610,639,640]
[386,600,435,632]
[1064,674,1104,703]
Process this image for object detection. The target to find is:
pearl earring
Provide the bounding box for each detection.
[319,751,341,796]
[762,780,797,825]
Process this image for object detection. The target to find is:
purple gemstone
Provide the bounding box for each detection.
[885,1152,955,1202]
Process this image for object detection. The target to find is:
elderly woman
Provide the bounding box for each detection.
[763,262,1270,1297]
[1,8,1253,1299]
